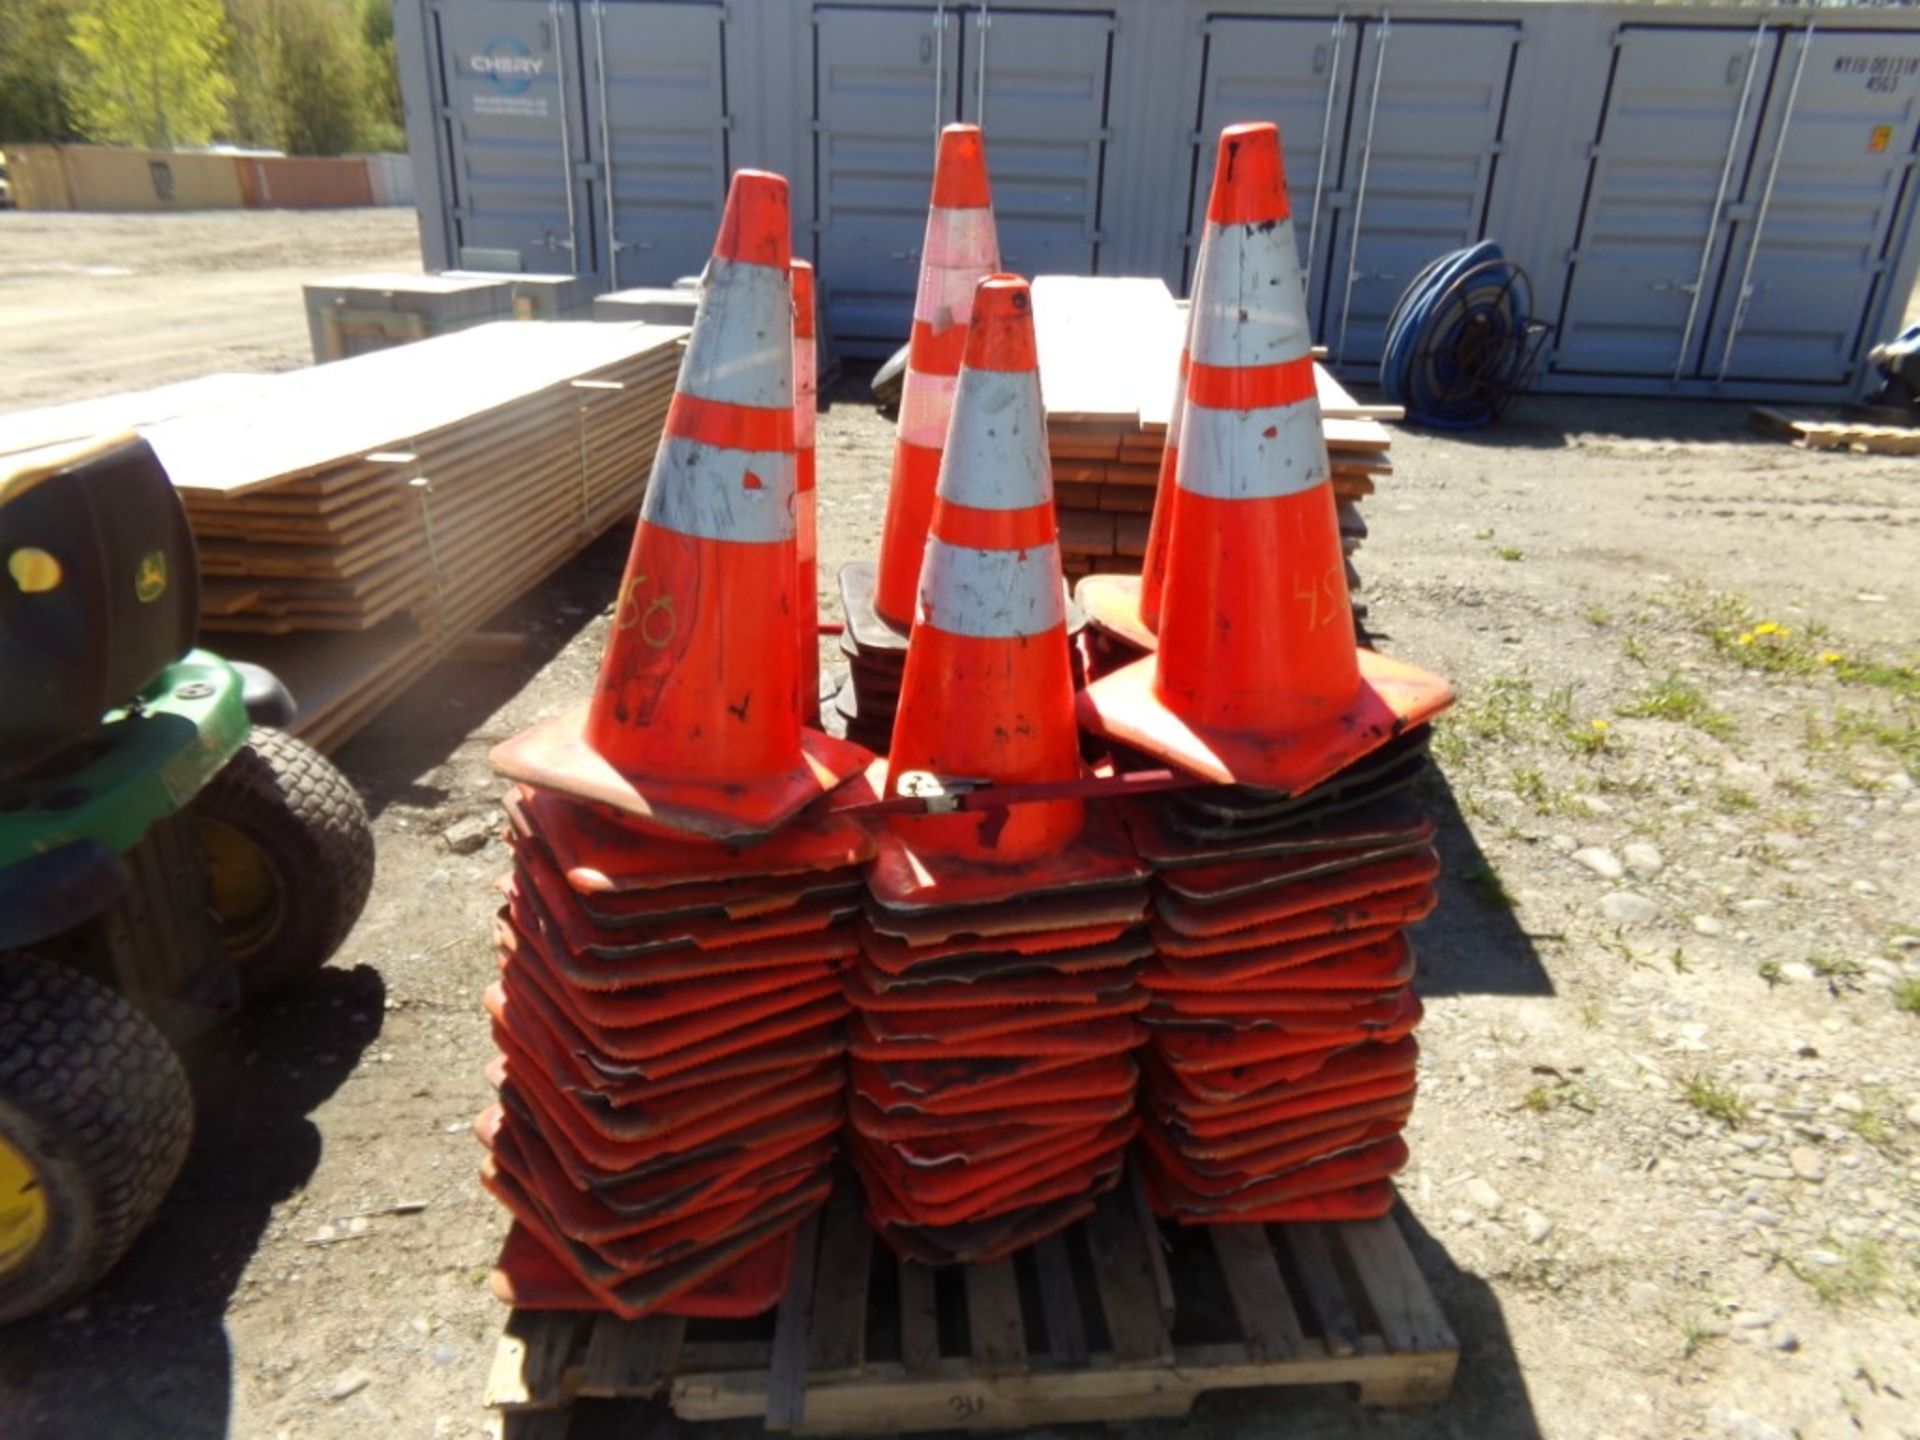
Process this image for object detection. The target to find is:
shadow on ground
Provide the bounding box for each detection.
[1351,389,1767,453]
[1410,768,1553,1000]
[339,526,632,819]
[0,964,384,1440]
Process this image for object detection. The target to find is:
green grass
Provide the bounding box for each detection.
[1893,977,1920,1016]
[1619,673,1735,740]
[1585,604,1613,626]
[1794,1238,1889,1308]
[1681,1073,1752,1127]
[1758,958,1784,988]
[1621,633,1649,665]
[1679,587,1920,699]
[1809,951,1865,985]
[1523,1077,1597,1114]
[1848,1104,1896,1149]
[1715,784,1759,812]
[1496,545,1525,563]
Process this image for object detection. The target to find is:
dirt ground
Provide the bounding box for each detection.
[1,210,1917,1440]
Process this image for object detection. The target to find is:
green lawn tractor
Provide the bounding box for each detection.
[0,434,375,1324]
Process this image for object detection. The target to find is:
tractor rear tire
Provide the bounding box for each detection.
[0,954,193,1324]
[193,727,375,1002]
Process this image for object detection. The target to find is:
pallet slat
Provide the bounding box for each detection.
[964,1259,1028,1377]
[1210,1224,1307,1362]
[493,1189,1457,1433]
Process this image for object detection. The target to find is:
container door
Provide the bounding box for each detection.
[433,0,592,274]
[1703,28,1920,386]
[1551,27,1774,379]
[957,6,1115,278]
[813,4,960,353]
[583,0,730,290]
[1320,17,1520,369]
[1184,14,1353,330]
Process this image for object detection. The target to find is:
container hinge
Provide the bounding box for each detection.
[1565,249,1584,265]
[575,161,600,181]
[1721,201,1756,223]
[1486,139,1506,155]
[1587,143,1604,160]
[720,114,737,131]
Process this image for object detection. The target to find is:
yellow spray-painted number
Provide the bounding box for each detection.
[614,573,678,649]
[7,547,62,594]
[1870,125,1893,153]
[134,550,168,604]
[1292,563,1345,632]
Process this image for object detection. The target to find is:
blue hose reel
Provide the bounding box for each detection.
[1379,241,1552,430]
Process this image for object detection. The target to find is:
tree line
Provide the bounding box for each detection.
[0,0,403,155]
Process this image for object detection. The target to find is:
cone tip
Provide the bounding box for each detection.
[932,125,992,209]
[715,169,790,268]
[963,274,1037,373]
[792,258,815,339]
[1207,122,1290,227]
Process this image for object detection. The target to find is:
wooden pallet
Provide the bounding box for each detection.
[484,1177,1457,1437]
[1750,406,1920,454]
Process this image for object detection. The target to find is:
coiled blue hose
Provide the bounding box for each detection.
[1379,241,1544,430]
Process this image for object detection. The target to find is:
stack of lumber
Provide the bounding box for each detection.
[1032,276,1397,582]
[150,321,686,748]
[0,322,688,751]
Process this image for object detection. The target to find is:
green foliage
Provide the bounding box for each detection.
[5,0,400,153]
[0,0,84,141]
[69,0,233,148]
[1680,1073,1751,1127]
[1618,673,1735,740]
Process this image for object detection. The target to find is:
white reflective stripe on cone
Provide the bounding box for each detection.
[921,207,999,272]
[898,369,960,449]
[916,537,1067,639]
[794,336,817,449]
[1177,397,1328,502]
[936,368,1050,511]
[643,437,797,543]
[1189,216,1311,370]
[679,258,793,409]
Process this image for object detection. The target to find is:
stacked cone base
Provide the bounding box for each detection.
[1120,728,1439,1224]
[848,811,1152,1265]
[479,787,872,1319]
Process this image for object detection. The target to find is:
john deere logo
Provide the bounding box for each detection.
[471,36,543,95]
[134,550,167,604]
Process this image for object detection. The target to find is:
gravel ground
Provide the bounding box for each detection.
[0,211,1916,1440]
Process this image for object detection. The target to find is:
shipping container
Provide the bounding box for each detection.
[394,0,1920,399]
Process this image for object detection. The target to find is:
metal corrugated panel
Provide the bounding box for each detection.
[583,1,731,289]
[1320,18,1519,369]
[1551,25,1775,380]
[1183,13,1352,325]
[959,8,1115,279]
[431,0,590,274]
[1703,27,1920,386]
[392,0,1920,399]
[811,5,959,350]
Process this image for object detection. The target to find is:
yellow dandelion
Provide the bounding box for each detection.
[1754,621,1780,636]
[1592,719,1610,731]
[1818,650,1842,665]
[1736,632,1756,646]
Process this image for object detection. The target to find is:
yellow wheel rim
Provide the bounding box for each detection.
[0,1132,47,1278]
[198,817,286,959]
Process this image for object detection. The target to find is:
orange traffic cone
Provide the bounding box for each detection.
[871,125,1001,632]
[872,276,1143,909]
[793,258,822,727]
[492,171,870,838]
[1078,124,1452,795]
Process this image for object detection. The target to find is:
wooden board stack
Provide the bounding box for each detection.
[155,322,687,749]
[0,322,687,752]
[1033,277,1398,585]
